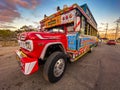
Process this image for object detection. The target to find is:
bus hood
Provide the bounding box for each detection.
[18,32,65,40]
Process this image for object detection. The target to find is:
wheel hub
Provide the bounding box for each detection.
[53,58,65,77]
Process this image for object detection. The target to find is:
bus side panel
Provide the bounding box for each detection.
[67,33,79,50]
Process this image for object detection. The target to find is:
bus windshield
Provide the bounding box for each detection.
[45,26,65,33]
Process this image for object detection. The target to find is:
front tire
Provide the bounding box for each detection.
[43,51,67,83]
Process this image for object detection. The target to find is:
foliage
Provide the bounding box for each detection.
[0,25,37,41]
[0,29,17,41]
[20,25,37,32]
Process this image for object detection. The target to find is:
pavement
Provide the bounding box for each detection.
[94,43,120,90]
[0,43,120,90]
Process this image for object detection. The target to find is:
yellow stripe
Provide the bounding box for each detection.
[21,51,27,57]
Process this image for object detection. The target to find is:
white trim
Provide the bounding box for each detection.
[75,16,80,31]
[16,50,22,58]
[36,34,47,39]
[40,42,66,60]
[36,34,60,40]
[24,61,37,75]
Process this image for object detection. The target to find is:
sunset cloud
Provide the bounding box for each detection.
[0,9,20,23]
[0,0,40,24]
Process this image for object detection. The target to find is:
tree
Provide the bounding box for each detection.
[20,25,36,32]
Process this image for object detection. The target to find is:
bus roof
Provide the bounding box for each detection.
[40,3,97,30]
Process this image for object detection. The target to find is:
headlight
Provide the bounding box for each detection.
[25,41,31,50]
[18,40,33,51]
[25,40,33,51]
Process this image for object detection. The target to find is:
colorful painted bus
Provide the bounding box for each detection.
[16,3,98,83]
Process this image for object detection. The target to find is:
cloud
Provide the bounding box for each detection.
[31,0,40,9]
[33,21,39,25]
[0,0,40,23]
[0,25,17,29]
[16,0,40,9]
[0,9,20,23]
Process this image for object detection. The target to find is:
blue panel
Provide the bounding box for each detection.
[67,33,79,50]
[77,38,81,50]
[67,34,95,50]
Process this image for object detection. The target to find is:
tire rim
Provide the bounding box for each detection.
[53,58,65,77]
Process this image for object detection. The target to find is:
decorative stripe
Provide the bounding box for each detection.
[36,34,60,40]
[74,21,80,30]
[24,61,37,75]
[36,34,46,39]
[74,16,80,31]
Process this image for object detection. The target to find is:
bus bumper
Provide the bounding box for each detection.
[15,50,38,75]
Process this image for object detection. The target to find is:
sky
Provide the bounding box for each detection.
[0,0,120,31]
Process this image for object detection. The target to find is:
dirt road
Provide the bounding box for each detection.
[0,43,120,90]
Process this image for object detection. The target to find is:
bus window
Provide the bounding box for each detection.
[81,16,85,34]
[67,23,74,32]
[45,26,64,33]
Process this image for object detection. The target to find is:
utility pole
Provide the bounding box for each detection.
[115,23,118,40]
[101,23,108,39]
[105,23,108,38]
[115,17,120,40]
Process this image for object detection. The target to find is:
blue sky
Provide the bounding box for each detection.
[0,0,120,31]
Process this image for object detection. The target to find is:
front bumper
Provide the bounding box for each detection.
[16,50,38,75]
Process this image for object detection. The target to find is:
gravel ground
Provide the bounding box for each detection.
[0,43,120,90]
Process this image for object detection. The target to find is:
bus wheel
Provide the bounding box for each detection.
[43,51,67,83]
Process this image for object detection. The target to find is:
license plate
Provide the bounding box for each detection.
[16,50,26,58]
